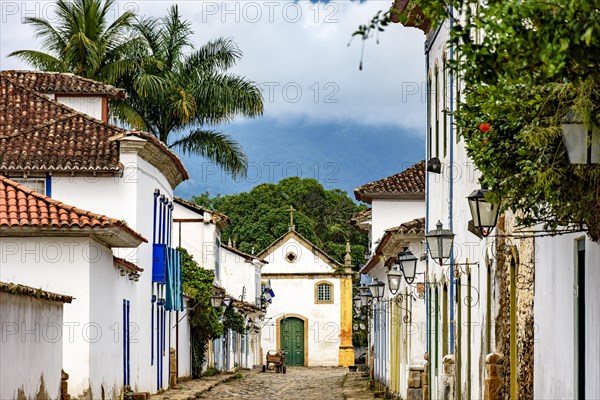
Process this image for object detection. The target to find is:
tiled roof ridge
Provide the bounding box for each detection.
[0,76,188,184]
[113,256,144,272]
[354,160,426,201]
[0,70,126,98]
[0,175,147,243]
[0,281,73,303]
[173,197,229,223]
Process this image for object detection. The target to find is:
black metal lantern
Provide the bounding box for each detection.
[368,279,385,300]
[561,113,600,164]
[387,264,403,295]
[353,295,362,313]
[211,295,224,308]
[358,285,372,307]
[398,247,418,284]
[467,188,500,237]
[425,220,455,264]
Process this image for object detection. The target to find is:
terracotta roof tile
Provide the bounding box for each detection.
[0,175,146,245]
[113,256,144,273]
[0,74,188,187]
[0,281,72,303]
[354,160,425,203]
[0,76,121,173]
[384,217,426,236]
[0,70,126,99]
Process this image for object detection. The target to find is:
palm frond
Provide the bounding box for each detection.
[110,99,148,131]
[183,38,242,75]
[7,50,68,71]
[190,73,264,125]
[169,129,248,178]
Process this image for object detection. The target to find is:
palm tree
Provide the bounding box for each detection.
[8,0,139,83]
[114,5,264,177]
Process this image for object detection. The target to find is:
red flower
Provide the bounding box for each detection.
[479,123,491,132]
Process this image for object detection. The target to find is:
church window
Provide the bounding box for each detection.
[285,251,297,263]
[315,281,333,304]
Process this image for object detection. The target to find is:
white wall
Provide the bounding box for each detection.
[55,95,103,121]
[370,199,424,251]
[172,203,219,278]
[50,148,178,394]
[534,234,600,399]
[0,237,142,399]
[0,291,65,400]
[221,247,260,303]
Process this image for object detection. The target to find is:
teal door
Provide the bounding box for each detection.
[281,318,304,366]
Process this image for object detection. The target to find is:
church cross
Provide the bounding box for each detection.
[289,205,295,231]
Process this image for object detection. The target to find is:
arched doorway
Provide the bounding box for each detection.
[279,316,305,366]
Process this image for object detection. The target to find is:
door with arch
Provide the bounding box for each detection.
[280,317,304,366]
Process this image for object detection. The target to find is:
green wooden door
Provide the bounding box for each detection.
[281,318,304,366]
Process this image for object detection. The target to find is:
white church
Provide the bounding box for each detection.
[258,208,354,367]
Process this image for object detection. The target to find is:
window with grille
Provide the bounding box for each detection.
[315,282,333,304]
[11,177,46,195]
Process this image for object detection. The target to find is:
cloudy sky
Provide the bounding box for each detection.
[0,0,426,199]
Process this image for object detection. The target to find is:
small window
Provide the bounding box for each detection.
[11,177,46,195]
[285,251,297,263]
[315,281,333,304]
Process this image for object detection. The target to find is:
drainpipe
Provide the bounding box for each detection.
[448,5,456,354]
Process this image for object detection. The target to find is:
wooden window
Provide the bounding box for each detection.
[315,281,333,304]
[10,177,46,195]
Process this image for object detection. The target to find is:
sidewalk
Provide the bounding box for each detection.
[342,369,375,400]
[149,372,241,400]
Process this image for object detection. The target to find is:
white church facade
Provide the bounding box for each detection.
[258,215,354,367]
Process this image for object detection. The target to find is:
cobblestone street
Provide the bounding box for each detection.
[197,367,374,400]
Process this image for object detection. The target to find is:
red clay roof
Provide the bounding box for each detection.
[0,70,126,99]
[0,75,188,187]
[0,175,146,246]
[113,256,144,273]
[0,281,73,303]
[354,160,425,203]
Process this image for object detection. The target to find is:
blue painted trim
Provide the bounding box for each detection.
[158,196,163,246]
[161,196,167,245]
[123,299,127,385]
[126,300,130,385]
[449,5,456,354]
[151,294,155,366]
[153,191,159,244]
[45,175,52,197]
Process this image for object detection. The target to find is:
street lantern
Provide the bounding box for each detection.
[397,247,418,285]
[222,297,232,308]
[211,295,224,308]
[387,264,403,295]
[561,113,600,164]
[467,188,500,237]
[368,279,385,300]
[353,295,362,313]
[358,285,372,307]
[425,220,455,264]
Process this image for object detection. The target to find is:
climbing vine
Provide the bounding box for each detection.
[179,247,223,378]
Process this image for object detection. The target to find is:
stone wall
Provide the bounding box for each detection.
[494,212,535,400]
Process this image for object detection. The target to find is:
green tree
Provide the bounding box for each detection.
[114,5,263,177]
[9,0,139,83]
[360,0,600,240]
[191,177,369,267]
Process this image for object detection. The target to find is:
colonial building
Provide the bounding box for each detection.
[258,210,354,367]
[0,70,189,398]
[353,160,427,398]
[172,197,265,372]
